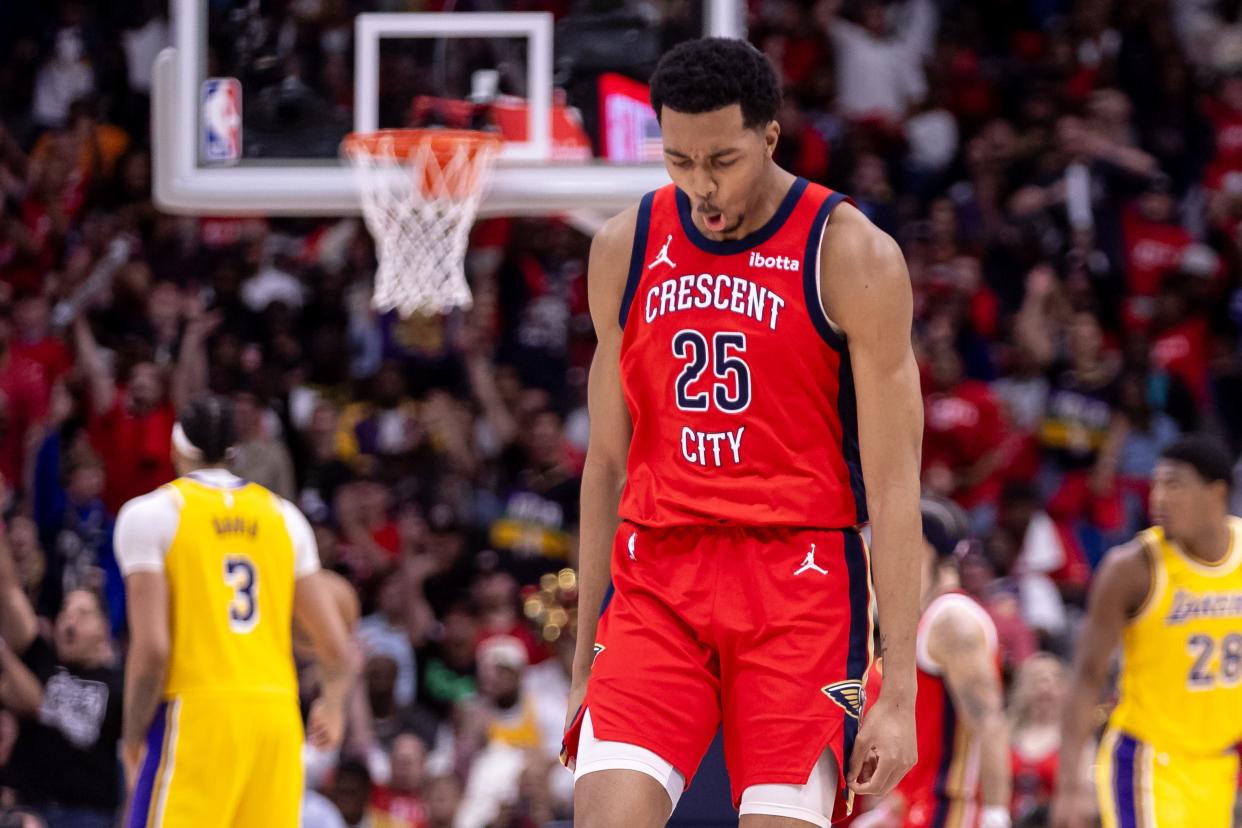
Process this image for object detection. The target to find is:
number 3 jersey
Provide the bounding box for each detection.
[1109,516,1242,754]
[617,178,866,528]
[114,469,320,699]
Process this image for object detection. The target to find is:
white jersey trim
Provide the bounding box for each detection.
[915,592,998,675]
[113,472,320,578]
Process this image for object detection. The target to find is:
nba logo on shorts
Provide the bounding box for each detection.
[201,78,242,163]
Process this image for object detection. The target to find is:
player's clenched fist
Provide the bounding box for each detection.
[847,695,917,797]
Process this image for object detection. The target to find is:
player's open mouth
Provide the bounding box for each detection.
[704,212,727,232]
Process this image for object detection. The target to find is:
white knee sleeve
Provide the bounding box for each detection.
[738,747,837,828]
[573,710,687,811]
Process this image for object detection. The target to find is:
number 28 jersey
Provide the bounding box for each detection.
[114,470,320,699]
[1109,517,1242,754]
[617,178,867,529]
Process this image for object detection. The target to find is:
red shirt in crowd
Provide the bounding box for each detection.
[922,380,1007,509]
[1011,743,1059,818]
[12,335,73,384]
[89,394,176,514]
[1121,206,1192,326]
[0,352,48,487]
[369,786,428,828]
[1152,316,1210,406]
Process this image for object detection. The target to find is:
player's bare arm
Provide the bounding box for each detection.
[1050,540,1150,828]
[565,206,637,730]
[294,568,359,750]
[927,603,1012,825]
[121,570,171,790]
[820,202,922,795]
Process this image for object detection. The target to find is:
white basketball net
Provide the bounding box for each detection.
[344,131,500,316]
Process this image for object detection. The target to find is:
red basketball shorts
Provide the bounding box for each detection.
[563,521,875,809]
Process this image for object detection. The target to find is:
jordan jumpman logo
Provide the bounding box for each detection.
[794,544,829,576]
[647,234,675,270]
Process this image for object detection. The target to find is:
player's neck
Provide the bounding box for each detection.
[731,166,798,239]
[1178,519,1232,565]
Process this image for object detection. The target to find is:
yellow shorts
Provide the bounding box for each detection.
[126,694,304,828]
[1096,729,1239,828]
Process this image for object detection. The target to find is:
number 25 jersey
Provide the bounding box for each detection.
[617,178,867,529]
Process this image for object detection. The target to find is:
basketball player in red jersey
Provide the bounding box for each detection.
[561,39,923,828]
[866,498,1010,828]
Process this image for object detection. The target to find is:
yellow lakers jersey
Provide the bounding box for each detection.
[1110,517,1242,754]
[163,476,299,698]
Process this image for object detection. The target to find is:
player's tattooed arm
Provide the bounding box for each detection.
[821,202,921,796]
[929,605,1011,811]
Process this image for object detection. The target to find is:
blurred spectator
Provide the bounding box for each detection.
[359,572,421,711]
[488,407,581,581]
[1009,653,1067,824]
[0,578,121,827]
[0,303,49,491]
[417,600,479,720]
[816,0,938,127]
[921,342,1008,532]
[330,758,374,828]
[73,312,180,514]
[32,29,93,129]
[423,775,463,828]
[230,390,296,499]
[32,436,121,635]
[369,732,429,828]
[11,295,71,384]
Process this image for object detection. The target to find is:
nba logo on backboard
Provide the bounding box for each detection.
[201,78,241,164]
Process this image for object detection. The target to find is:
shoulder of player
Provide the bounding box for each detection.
[116,485,182,525]
[587,203,642,330]
[1092,539,1154,616]
[926,597,990,656]
[818,202,909,327]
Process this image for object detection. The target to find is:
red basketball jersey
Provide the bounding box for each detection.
[616,178,866,528]
[895,592,999,828]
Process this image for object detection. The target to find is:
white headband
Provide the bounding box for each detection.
[172,423,205,461]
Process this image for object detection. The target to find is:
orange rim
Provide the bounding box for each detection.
[341,128,502,162]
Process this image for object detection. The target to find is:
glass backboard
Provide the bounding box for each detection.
[155,0,745,222]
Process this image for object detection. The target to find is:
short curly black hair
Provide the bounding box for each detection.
[649,37,781,130]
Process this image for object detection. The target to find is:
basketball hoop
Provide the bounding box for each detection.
[342,129,502,316]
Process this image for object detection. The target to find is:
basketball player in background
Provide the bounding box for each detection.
[864,498,1010,828]
[1050,435,1242,828]
[563,38,923,828]
[116,396,357,827]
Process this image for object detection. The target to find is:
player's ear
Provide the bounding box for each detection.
[764,120,780,157]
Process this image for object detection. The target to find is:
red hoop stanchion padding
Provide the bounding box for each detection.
[342,129,502,316]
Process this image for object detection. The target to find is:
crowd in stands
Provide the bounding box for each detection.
[1,0,1242,826]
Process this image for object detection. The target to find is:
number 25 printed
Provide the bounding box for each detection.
[673,330,751,413]
[224,555,259,633]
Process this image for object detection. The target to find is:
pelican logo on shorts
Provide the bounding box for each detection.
[647,235,676,271]
[592,643,606,664]
[628,532,637,561]
[822,680,866,719]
